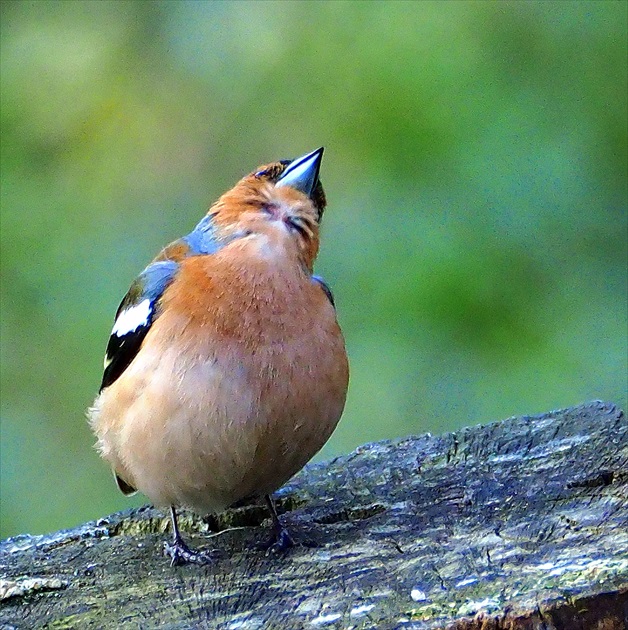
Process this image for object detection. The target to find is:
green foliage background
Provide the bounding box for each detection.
[1,1,626,538]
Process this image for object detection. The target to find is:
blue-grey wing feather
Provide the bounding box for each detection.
[182,214,221,255]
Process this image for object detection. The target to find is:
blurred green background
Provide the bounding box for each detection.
[1,0,626,539]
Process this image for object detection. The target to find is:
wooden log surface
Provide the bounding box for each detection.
[1,400,627,629]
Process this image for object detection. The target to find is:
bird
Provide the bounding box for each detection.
[88,148,349,565]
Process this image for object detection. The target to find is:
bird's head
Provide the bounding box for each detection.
[208,148,327,271]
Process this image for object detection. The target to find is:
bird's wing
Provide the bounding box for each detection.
[100,260,179,391]
[101,259,182,496]
[100,214,223,392]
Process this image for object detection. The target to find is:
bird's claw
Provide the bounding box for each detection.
[163,538,217,566]
[262,526,296,555]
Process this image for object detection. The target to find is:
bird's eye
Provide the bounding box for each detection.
[286,217,308,238]
[262,203,278,216]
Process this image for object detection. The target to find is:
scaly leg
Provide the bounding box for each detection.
[263,494,295,553]
[163,506,215,566]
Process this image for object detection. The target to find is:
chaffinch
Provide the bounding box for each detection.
[88,148,349,565]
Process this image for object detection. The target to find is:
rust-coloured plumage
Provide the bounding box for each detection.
[88,148,348,565]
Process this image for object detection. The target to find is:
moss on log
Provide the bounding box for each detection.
[1,401,627,629]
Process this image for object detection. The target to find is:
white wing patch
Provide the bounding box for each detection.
[111,298,152,337]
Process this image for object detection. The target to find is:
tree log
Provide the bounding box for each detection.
[1,400,627,629]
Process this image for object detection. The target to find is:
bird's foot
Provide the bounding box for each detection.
[163,536,217,566]
[261,525,296,555]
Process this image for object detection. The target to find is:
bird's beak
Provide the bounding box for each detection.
[275,147,324,198]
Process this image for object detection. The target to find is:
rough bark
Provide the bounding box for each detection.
[1,400,627,629]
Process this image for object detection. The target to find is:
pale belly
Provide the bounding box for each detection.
[89,305,348,514]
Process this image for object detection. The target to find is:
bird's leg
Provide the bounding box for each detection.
[163,506,215,566]
[263,494,295,553]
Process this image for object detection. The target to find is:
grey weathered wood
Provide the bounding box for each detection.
[1,401,627,629]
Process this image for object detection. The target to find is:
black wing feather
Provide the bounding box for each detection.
[100,260,179,391]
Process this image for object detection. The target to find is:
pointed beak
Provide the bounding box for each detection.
[275,147,324,197]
